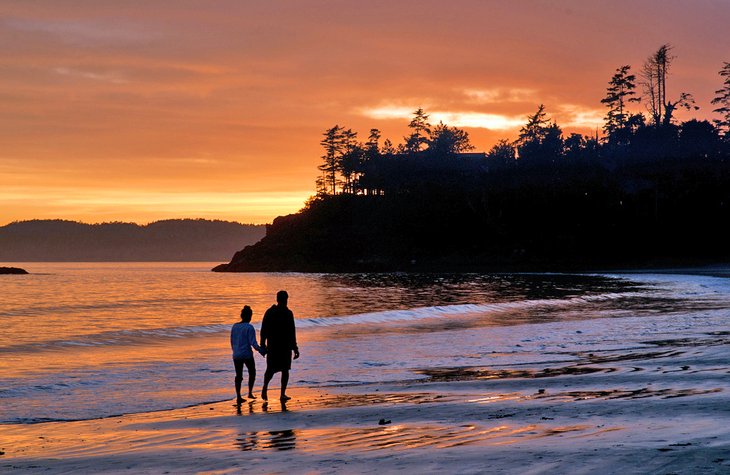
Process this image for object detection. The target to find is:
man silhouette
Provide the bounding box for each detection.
[260,290,299,401]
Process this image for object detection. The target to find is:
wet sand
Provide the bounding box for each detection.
[3,330,730,474]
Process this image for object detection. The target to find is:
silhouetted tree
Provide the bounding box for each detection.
[319,126,358,194]
[382,138,396,156]
[329,128,360,194]
[366,129,381,159]
[625,113,647,135]
[666,92,698,126]
[711,62,730,137]
[359,129,383,195]
[427,122,474,157]
[315,175,327,196]
[404,108,431,154]
[641,45,670,126]
[582,135,601,160]
[563,133,587,161]
[319,125,346,195]
[540,123,564,161]
[641,44,697,127]
[601,65,641,143]
[679,119,719,158]
[487,139,516,167]
[515,105,563,163]
[517,104,550,142]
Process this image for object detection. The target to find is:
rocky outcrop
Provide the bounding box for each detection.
[0,267,28,274]
[213,168,730,273]
[213,195,535,273]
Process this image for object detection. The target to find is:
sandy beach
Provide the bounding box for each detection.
[4,323,730,474]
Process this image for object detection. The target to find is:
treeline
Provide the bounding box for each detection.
[1,219,265,262]
[215,46,730,272]
[314,45,730,198]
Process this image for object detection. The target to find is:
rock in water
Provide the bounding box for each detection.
[0,267,28,274]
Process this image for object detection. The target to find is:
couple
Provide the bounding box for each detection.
[230,290,300,404]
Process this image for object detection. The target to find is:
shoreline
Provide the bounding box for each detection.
[213,258,730,274]
[4,259,730,276]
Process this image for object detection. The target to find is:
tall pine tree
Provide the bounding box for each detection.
[601,65,640,143]
[404,108,431,154]
[515,105,563,163]
[711,62,730,137]
[318,125,346,195]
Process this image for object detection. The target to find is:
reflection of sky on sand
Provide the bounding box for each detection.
[466,394,523,404]
[2,413,623,460]
[2,333,729,471]
[229,423,628,452]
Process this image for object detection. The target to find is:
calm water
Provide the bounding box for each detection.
[2,262,730,423]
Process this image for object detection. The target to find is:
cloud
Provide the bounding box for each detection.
[358,104,524,131]
[358,105,415,120]
[3,18,159,45]
[430,112,525,130]
[54,67,127,84]
[557,104,605,129]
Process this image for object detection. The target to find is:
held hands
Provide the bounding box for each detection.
[259,346,267,357]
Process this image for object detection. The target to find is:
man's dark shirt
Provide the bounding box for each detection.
[260,304,298,357]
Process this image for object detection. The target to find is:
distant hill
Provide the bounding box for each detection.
[0,219,266,262]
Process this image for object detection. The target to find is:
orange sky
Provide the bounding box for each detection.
[2,0,729,224]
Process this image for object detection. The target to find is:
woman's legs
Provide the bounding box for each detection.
[243,357,256,398]
[233,358,244,403]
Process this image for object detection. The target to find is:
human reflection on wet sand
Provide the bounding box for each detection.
[235,401,255,415]
[233,398,292,415]
[261,400,289,413]
[236,429,296,451]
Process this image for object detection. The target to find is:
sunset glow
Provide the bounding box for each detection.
[2,0,728,224]
[360,106,525,131]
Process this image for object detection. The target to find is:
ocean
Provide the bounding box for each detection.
[2,262,729,424]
